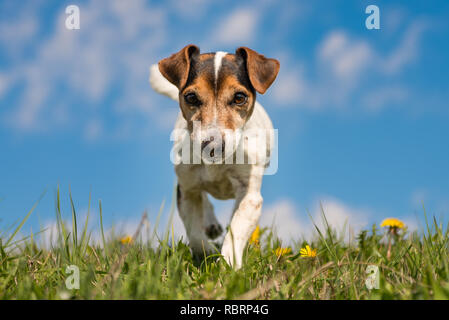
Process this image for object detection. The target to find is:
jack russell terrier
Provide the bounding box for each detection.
[149,44,279,269]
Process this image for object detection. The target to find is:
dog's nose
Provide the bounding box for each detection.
[201,138,226,157]
[201,139,211,151]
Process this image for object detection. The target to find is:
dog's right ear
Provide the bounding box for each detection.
[158,44,200,90]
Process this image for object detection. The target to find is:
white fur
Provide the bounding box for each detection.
[214,51,227,86]
[213,52,227,124]
[149,64,179,101]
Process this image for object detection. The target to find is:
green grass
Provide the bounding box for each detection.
[1,190,449,300]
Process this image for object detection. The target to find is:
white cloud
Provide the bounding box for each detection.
[273,20,427,111]
[1,0,168,135]
[318,31,373,80]
[314,197,371,235]
[212,8,260,45]
[334,42,372,79]
[271,66,307,105]
[0,3,430,135]
[260,199,307,242]
[382,20,428,74]
[316,30,374,101]
[270,31,375,110]
[362,85,408,112]
[318,31,348,60]
[318,21,428,81]
[261,197,371,243]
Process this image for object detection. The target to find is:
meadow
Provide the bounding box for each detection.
[0,189,448,300]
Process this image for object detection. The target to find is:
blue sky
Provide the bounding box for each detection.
[1,0,448,242]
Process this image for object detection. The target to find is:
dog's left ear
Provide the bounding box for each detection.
[158,44,200,90]
[236,47,280,94]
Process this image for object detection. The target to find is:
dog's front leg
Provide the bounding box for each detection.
[221,167,264,269]
[177,186,215,263]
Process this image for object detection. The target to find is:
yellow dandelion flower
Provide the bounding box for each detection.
[299,245,317,258]
[120,235,133,245]
[381,218,405,260]
[249,226,260,245]
[381,218,405,229]
[275,247,292,257]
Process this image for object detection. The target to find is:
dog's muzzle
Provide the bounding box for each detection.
[196,127,226,160]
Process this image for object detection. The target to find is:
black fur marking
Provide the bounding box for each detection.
[176,184,181,209]
[183,54,215,91]
[219,55,255,95]
[183,52,255,96]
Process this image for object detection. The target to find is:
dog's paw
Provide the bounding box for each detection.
[204,223,223,239]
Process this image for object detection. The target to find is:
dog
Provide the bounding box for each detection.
[149,44,279,269]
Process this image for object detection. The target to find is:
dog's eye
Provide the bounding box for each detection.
[232,92,247,106]
[184,93,201,106]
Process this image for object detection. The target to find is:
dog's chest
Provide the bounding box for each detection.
[200,165,235,199]
[176,164,236,200]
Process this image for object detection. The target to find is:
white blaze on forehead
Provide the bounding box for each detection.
[214,51,228,86]
[213,51,227,125]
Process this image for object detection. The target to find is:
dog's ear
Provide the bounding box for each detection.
[236,47,280,94]
[158,44,200,89]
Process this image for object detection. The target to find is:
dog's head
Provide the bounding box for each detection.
[159,45,279,160]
